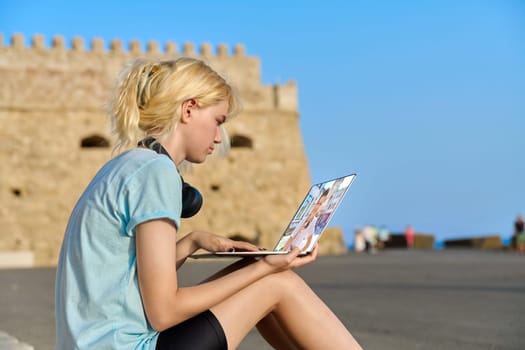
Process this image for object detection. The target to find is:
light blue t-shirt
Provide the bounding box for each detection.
[55,148,182,350]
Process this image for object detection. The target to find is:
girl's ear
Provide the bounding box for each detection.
[180,99,197,123]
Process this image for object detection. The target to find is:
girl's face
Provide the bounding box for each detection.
[184,100,229,163]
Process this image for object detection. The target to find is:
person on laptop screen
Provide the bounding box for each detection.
[55,57,362,350]
[283,187,330,252]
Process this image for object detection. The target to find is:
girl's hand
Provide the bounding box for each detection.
[262,244,319,272]
[190,230,259,253]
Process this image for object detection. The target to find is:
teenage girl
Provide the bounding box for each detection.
[55,57,362,350]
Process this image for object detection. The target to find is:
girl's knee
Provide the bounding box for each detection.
[266,270,308,292]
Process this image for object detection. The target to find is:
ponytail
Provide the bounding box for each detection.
[109,59,160,152]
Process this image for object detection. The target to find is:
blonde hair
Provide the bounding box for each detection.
[108,57,240,155]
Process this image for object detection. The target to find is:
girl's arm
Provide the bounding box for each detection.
[174,230,257,269]
[136,218,316,331]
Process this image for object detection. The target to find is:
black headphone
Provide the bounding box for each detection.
[137,137,203,218]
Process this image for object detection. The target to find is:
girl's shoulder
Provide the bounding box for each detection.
[111,148,177,172]
[94,148,179,188]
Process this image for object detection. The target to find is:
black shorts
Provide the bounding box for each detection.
[155,310,227,350]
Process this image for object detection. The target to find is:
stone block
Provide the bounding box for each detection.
[384,233,435,249]
[444,235,502,250]
[0,251,34,269]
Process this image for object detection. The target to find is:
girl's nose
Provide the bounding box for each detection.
[214,126,222,143]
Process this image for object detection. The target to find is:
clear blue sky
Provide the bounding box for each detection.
[2,0,524,243]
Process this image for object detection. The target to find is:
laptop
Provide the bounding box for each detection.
[191,174,356,258]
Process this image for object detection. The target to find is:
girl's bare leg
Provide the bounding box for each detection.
[201,259,298,349]
[210,270,362,350]
[256,313,299,349]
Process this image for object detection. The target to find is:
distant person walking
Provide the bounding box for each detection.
[354,228,366,253]
[377,225,390,249]
[405,225,415,249]
[514,214,525,253]
[362,224,377,254]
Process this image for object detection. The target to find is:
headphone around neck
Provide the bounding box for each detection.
[137,137,203,218]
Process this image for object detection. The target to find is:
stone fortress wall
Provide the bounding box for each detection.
[0,33,347,267]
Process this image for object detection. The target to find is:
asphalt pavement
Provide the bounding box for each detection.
[1,249,524,350]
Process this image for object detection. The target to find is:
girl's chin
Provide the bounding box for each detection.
[185,155,206,164]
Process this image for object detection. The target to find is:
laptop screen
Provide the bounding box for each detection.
[273,174,356,254]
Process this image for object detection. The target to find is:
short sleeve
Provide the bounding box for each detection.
[123,157,182,236]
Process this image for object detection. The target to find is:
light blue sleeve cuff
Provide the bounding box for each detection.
[126,211,180,237]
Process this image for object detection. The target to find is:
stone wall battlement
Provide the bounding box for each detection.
[0,32,248,57]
